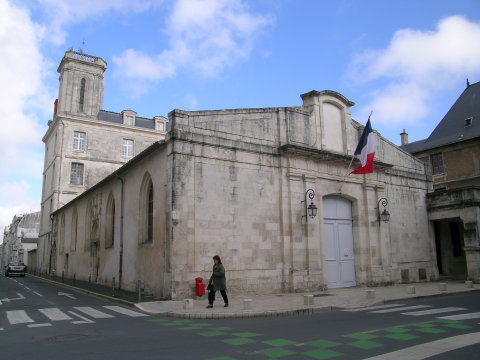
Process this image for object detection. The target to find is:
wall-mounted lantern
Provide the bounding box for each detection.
[303,189,318,221]
[377,198,390,223]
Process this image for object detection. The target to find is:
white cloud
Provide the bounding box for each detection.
[33,0,161,46]
[113,0,273,83]
[349,15,480,125]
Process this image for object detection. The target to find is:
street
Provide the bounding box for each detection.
[2,274,480,359]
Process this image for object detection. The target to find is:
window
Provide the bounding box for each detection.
[431,153,444,175]
[122,139,134,157]
[70,163,84,185]
[139,173,154,244]
[79,78,86,112]
[105,193,115,248]
[465,117,473,127]
[71,209,78,251]
[73,131,86,151]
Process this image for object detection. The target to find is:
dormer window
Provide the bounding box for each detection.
[465,117,473,127]
[154,116,167,132]
[122,110,137,126]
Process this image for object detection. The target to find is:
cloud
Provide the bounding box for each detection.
[113,0,273,83]
[33,0,161,46]
[349,15,480,125]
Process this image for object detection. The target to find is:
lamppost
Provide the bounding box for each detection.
[303,189,318,221]
[377,198,390,223]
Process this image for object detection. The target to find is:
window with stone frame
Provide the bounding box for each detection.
[105,193,115,248]
[139,173,154,244]
[73,131,86,151]
[70,163,84,185]
[431,153,444,175]
[122,139,134,157]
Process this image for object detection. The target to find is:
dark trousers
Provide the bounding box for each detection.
[208,290,228,305]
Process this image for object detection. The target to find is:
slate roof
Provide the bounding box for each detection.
[401,81,480,154]
[97,110,155,130]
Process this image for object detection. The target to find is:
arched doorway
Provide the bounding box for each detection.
[323,195,356,289]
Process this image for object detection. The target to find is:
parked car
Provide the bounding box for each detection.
[4,262,27,277]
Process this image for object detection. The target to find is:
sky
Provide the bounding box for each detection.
[1,0,480,240]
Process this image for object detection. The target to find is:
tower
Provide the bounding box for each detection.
[56,51,107,118]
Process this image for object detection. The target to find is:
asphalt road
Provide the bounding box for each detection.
[2,274,480,359]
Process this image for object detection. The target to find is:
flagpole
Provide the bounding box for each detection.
[337,110,373,194]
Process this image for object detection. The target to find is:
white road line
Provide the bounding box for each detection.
[68,311,94,325]
[361,332,480,360]
[0,328,3,331]
[6,310,34,324]
[438,312,480,321]
[371,305,432,314]
[39,308,72,321]
[345,304,406,312]
[103,306,149,317]
[32,291,43,297]
[74,307,114,319]
[27,323,52,328]
[401,307,467,316]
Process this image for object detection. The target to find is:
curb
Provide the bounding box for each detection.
[27,274,137,307]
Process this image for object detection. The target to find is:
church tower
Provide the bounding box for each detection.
[56,51,107,118]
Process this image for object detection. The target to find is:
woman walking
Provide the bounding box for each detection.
[206,255,229,308]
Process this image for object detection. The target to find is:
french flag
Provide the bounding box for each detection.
[351,117,376,174]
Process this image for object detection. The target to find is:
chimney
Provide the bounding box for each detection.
[400,129,408,145]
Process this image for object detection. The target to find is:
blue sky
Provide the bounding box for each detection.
[1,0,480,237]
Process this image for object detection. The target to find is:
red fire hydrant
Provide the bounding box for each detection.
[195,277,205,297]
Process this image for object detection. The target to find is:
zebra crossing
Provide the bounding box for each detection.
[1,305,148,330]
[344,303,480,321]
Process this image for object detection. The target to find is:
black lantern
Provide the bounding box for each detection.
[377,198,390,223]
[303,189,317,220]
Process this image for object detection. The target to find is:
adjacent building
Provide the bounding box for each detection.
[401,81,480,281]
[37,51,167,273]
[41,83,437,299]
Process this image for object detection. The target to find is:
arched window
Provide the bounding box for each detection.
[71,208,78,251]
[79,78,86,112]
[105,192,115,248]
[59,214,65,254]
[139,173,154,244]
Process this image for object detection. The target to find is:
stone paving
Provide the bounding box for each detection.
[136,281,480,319]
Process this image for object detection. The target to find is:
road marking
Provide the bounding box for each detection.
[1,293,26,302]
[0,328,3,331]
[401,307,467,316]
[103,306,149,317]
[39,308,72,321]
[28,323,52,328]
[438,312,480,321]
[345,304,406,312]
[7,310,34,324]
[58,292,76,300]
[361,332,480,360]
[68,311,95,324]
[371,305,432,314]
[74,307,114,319]
[32,291,43,297]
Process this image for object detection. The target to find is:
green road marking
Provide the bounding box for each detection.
[412,323,437,328]
[256,348,298,358]
[262,339,298,347]
[385,333,419,341]
[416,328,447,334]
[443,324,474,330]
[222,338,257,345]
[436,319,461,324]
[344,333,379,340]
[302,348,343,359]
[307,340,342,348]
[232,332,263,338]
[198,331,229,337]
[178,326,201,330]
[208,357,238,360]
[382,327,410,333]
[213,327,235,331]
[188,323,213,327]
[347,340,384,349]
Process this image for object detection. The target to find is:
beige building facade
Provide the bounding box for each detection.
[44,89,437,299]
[37,51,167,273]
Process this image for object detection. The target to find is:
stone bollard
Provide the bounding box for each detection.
[438,283,447,291]
[465,281,474,288]
[304,294,314,305]
[366,290,376,299]
[407,286,416,294]
[243,299,252,310]
[183,299,194,310]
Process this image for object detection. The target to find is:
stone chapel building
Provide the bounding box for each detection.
[38,53,438,299]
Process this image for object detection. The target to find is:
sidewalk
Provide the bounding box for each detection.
[135,281,480,319]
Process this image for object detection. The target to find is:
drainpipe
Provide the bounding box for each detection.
[116,174,125,289]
